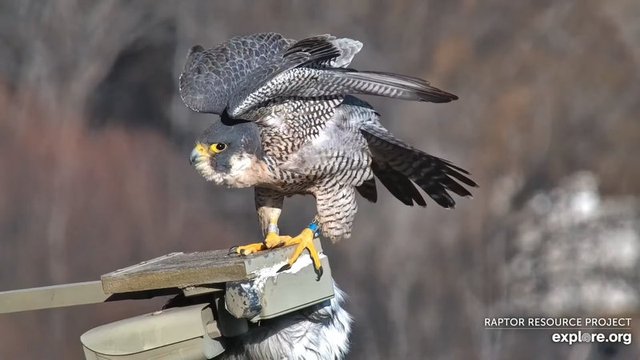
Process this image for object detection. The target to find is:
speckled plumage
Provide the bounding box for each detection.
[219,283,352,360]
[183,33,477,242]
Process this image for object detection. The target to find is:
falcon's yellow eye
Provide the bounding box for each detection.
[210,143,227,154]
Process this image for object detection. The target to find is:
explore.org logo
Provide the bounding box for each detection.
[484,317,632,346]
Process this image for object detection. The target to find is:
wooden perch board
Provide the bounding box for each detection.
[101,239,323,294]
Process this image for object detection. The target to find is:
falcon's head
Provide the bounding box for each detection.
[190,120,265,188]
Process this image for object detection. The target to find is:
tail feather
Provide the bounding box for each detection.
[362,127,477,208]
[371,162,426,206]
[415,162,474,198]
[356,178,377,203]
[412,175,456,208]
[389,151,476,208]
[439,159,478,188]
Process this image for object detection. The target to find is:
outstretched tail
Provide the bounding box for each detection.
[361,125,476,208]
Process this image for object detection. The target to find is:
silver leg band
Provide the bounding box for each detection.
[267,223,279,235]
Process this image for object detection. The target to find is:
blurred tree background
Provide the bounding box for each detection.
[1,0,640,359]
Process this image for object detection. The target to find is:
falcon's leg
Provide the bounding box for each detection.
[315,186,357,241]
[236,188,287,255]
[235,188,324,278]
[276,186,358,278]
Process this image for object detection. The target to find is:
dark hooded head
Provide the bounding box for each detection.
[190,119,264,187]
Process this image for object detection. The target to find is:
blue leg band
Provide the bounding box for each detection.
[308,221,319,236]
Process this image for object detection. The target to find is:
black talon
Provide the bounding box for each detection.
[278,263,292,273]
[228,246,239,255]
[315,265,323,281]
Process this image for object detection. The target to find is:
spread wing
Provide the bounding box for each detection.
[179,32,292,114]
[179,33,357,116]
[227,35,362,118]
[227,44,457,118]
[179,33,457,121]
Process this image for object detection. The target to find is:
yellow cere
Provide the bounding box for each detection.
[195,143,208,156]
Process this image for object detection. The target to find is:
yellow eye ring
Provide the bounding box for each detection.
[210,143,227,153]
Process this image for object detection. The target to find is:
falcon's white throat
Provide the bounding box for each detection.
[193,152,264,189]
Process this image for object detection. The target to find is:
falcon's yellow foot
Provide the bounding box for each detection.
[277,228,323,280]
[235,232,291,255]
[234,242,266,256]
[234,224,323,279]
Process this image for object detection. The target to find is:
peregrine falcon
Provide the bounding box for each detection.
[181,33,477,275]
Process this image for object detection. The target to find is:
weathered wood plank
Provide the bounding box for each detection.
[101,240,323,294]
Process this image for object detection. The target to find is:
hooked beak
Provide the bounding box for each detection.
[189,147,199,165]
[190,143,207,165]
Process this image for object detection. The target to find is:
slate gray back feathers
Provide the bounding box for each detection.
[179,33,292,114]
[179,32,458,120]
